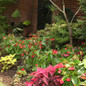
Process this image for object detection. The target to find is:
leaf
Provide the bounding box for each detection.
[71,76,79,86]
[11,10,21,18]
[25,81,33,86]
[23,20,31,26]
[42,77,48,85]
[80,81,86,86]
[62,75,68,81]
[16,27,23,31]
[83,59,86,68]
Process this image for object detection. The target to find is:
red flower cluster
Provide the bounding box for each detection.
[50,38,55,41]
[60,80,64,84]
[52,49,58,54]
[66,78,71,82]
[3,37,5,39]
[21,68,25,71]
[54,63,66,69]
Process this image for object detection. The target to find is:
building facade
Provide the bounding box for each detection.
[6,0,83,36]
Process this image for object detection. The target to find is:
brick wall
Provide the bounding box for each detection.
[5,0,38,36]
[5,0,84,35]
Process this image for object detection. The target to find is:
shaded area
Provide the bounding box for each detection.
[37,0,52,30]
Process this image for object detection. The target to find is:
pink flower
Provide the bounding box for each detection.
[15,43,18,46]
[25,81,34,86]
[21,68,25,71]
[54,63,66,69]
[69,45,72,47]
[81,42,84,44]
[17,72,20,74]
[21,53,24,56]
[31,55,34,58]
[35,64,38,66]
[58,70,61,74]
[28,45,31,48]
[35,43,37,45]
[50,39,55,41]
[60,80,64,84]
[22,41,25,43]
[20,46,23,49]
[66,44,68,46]
[65,48,67,50]
[64,54,69,57]
[26,53,28,54]
[24,51,26,52]
[52,49,58,54]
[30,43,32,45]
[23,45,25,48]
[67,52,70,54]
[78,47,80,49]
[66,78,71,81]
[68,67,75,70]
[3,37,5,39]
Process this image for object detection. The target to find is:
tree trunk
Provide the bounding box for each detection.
[63,12,73,45]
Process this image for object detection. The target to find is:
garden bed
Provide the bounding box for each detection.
[0,69,25,86]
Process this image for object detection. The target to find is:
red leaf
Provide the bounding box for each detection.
[42,77,48,85]
[25,81,33,86]
[47,65,56,76]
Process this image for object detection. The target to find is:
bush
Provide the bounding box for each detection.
[37,21,69,49]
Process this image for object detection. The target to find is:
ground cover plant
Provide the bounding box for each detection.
[0,33,57,72]
[0,32,86,86]
[25,44,86,86]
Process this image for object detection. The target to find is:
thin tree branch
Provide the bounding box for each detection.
[62,0,65,12]
[70,6,81,23]
[50,0,63,13]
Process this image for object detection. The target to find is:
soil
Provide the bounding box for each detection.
[0,69,26,86]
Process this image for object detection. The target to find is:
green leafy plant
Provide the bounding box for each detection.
[23,20,31,26]
[12,9,21,18]
[0,34,55,71]
[37,20,69,49]
[16,68,27,78]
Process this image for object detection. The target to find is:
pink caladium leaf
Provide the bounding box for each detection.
[30,67,44,76]
[31,78,38,83]
[25,65,63,86]
[38,78,43,85]
[25,81,34,86]
[42,77,49,85]
[43,71,48,78]
[45,65,56,76]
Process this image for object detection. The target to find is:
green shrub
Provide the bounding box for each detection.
[37,21,69,49]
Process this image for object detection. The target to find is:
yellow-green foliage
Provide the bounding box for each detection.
[0,54,17,72]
